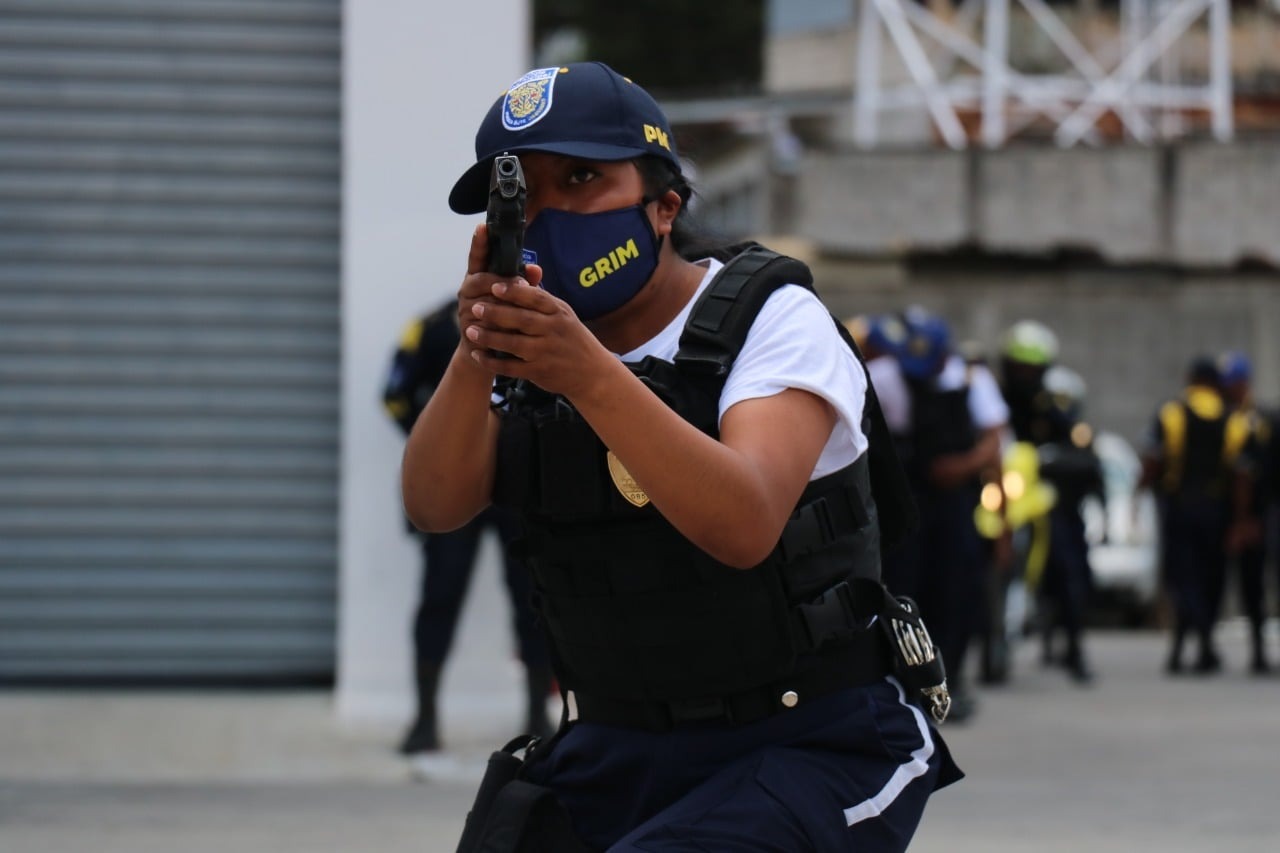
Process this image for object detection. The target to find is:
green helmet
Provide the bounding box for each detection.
[1002,320,1059,367]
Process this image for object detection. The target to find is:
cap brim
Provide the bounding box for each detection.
[447,141,664,214]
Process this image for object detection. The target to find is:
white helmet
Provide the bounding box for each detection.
[1001,320,1059,367]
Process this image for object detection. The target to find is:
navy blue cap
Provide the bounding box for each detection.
[448,62,681,214]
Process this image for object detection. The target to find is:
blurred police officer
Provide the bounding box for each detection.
[973,439,1056,684]
[1033,365,1104,683]
[998,319,1058,445]
[1139,356,1252,675]
[998,322,1102,684]
[956,338,1018,686]
[384,301,554,756]
[1219,352,1273,674]
[870,307,1009,719]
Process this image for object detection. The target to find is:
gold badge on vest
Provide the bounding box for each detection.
[607,451,649,507]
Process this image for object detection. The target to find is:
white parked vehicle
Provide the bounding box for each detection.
[1080,431,1162,625]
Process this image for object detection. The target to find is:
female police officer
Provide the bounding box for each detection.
[402,62,959,852]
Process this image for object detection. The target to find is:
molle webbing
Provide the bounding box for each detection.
[675,245,814,378]
[521,453,881,702]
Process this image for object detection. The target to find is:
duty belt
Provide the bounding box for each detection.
[571,628,891,733]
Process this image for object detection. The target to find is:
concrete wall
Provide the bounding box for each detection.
[797,142,1280,267]
[798,149,970,252]
[977,146,1165,262]
[339,0,528,723]
[1173,142,1280,267]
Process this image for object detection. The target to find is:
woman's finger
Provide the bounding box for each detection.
[466,223,489,275]
[492,276,558,313]
[465,323,528,361]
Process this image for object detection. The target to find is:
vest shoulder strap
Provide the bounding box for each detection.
[674,243,813,378]
[674,243,919,546]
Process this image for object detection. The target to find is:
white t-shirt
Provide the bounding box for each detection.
[867,353,1009,434]
[616,258,869,480]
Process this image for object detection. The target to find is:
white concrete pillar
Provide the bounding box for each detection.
[338,0,529,723]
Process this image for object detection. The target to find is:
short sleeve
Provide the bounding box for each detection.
[719,285,869,479]
[966,364,1010,430]
[867,356,910,433]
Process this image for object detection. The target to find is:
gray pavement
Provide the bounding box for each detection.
[3,619,1279,851]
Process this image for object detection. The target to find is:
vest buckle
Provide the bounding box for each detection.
[795,580,861,651]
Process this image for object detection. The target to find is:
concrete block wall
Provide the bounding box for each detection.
[796,150,969,252]
[1174,142,1280,267]
[977,146,1165,263]
[798,141,1280,268]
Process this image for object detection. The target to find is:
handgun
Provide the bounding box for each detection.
[484,154,526,361]
[486,153,526,277]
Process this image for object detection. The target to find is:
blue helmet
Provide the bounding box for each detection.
[1218,351,1251,385]
[865,313,907,358]
[897,307,952,380]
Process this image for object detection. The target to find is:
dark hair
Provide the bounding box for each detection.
[1186,355,1221,388]
[635,155,735,261]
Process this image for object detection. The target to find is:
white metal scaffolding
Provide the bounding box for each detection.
[853,0,1234,148]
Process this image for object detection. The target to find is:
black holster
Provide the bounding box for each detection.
[455,735,591,853]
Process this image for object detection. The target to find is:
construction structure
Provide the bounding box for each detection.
[853,0,1234,149]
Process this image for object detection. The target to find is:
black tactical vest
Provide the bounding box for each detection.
[898,373,977,489]
[1177,402,1230,498]
[492,247,889,703]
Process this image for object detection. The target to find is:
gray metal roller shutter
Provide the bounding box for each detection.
[0,0,341,681]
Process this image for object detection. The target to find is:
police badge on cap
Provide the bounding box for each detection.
[501,67,558,131]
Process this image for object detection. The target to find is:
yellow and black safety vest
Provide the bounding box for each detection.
[1156,386,1250,498]
[382,302,459,435]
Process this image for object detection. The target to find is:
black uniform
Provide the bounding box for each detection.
[881,366,988,716]
[1145,385,1250,674]
[1229,405,1273,672]
[1036,427,1104,681]
[1005,375,1103,681]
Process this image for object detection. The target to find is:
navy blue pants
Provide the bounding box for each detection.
[414,506,548,668]
[1234,536,1267,631]
[1160,495,1228,649]
[1041,508,1093,659]
[525,679,960,851]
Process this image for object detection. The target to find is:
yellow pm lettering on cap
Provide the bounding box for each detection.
[643,124,670,151]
